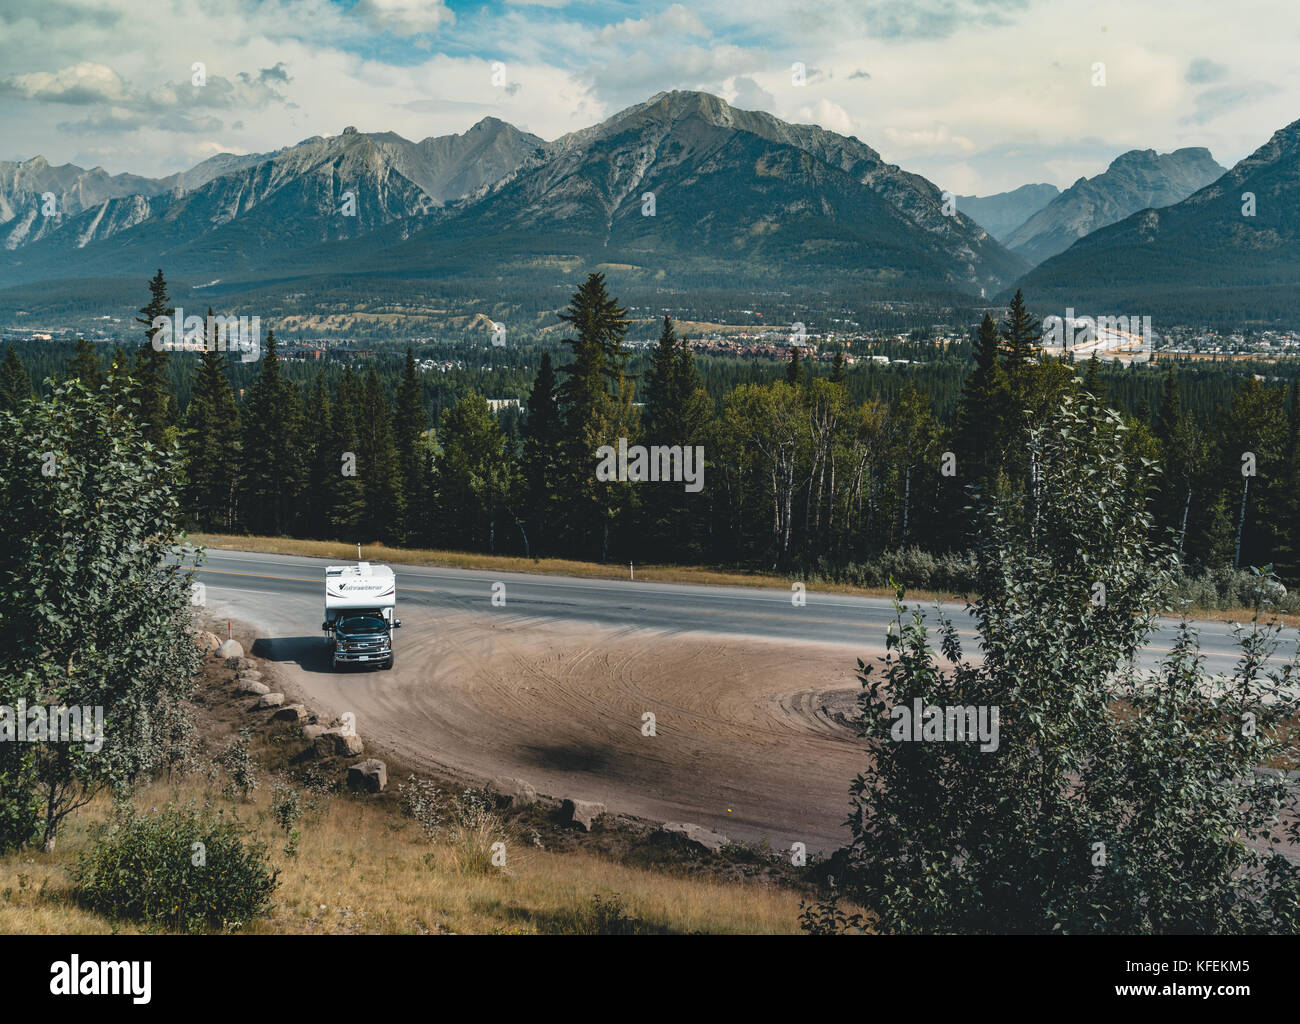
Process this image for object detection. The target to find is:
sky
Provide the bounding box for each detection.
[0,0,1295,195]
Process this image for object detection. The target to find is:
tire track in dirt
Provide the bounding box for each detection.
[212,586,873,852]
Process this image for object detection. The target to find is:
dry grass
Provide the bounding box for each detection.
[0,778,807,935]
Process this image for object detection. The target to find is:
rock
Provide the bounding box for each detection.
[313,729,364,758]
[272,703,307,723]
[347,759,387,793]
[488,776,538,808]
[235,669,263,682]
[561,798,606,832]
[236,679,270,696]
[661,822,729,854]
[216,639,244,660]
[302,724,328,742]
[193,631,221,653]
[253,693,284,709]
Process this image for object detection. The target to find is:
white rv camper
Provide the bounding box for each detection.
[322,562,400,670]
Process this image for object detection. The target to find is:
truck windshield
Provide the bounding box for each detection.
[338,616,386,633]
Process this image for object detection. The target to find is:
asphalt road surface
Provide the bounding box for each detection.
[196,547,1297,854]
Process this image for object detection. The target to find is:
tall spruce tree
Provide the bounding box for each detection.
[302,371,334,539]
[0,346,32,411]
[640,316,711,559]
[521,351,563,556]
[432,392,510,553]
[393,348,427,544]
[830,349,847,385]
[66,338,104,390]
[955,314,1006,488]
[134,269,175,445]
[357,364,404,544]
[239,330,304,536]
[325,367,365,540]
[786,345,804,387]
[555,272,633,559]
[182,321,242,531]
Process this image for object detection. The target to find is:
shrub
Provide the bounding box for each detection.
[397,774,444,842]
[74,802,279,933]
[398,778,507,875]
[270,779,303,857]
[0,747,41,853]
[215,729,258,800]
[824,399,1300,934]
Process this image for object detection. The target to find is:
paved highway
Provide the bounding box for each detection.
[194,547,1296,853]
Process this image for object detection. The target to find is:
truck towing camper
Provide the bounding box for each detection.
[322,562,400,670]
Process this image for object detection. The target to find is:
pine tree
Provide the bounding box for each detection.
[0,346,32,411]
[301,371,334,539]
[357,365,404,544]
[393,348,427,543]
[1221,376,1290,570]
[830,349,847,385]
[786,345,804,387]
[432,392,509,552]
[555,273,633,559]
[955,314,1006,487]
[1081,354,1105,401]
[134,269,175,445]
[182,332,242,531]
[521,352,563,556]
[106,347,133,409]
[643,316,678,440]
[239,330,304,536]
[999,289,1041,369]
[66,338,104,390]
[325,368,366,540]
[639,316,712,559]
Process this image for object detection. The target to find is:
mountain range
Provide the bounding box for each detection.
[954,184,1060,243]
[1001,147,1225,266]
[0,91,1023,298]
[1016,118,1300,322]
[0,92,1296,323]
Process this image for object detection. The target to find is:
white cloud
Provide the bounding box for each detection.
[2,61,126,104]
[352,0,455,37]
[0,0,1295,192]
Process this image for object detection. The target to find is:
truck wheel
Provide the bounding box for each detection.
[383,656,394,670]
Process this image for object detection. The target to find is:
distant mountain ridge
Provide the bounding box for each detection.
[367,90,1026,294]
[1013,119,1300,323]
[0,156,167,250]
[1004,147,1225,265]
[0,118,545,281]
[955,183,1060,242]
[0,91,1024,297]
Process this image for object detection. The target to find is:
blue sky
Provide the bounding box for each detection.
[0,0,1295,194]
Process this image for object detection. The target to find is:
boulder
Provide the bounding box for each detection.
[347,759,388,793]
[661,822,728,854]
[272,703,307,723]
[235,669,263,682]
[193,631,221,653]
[253,692,285,710]
[215,639,244,660]
[561,798,606,832]
[488,776,538,809]
[301,724,328,742]
[313,729,364,758]
[236,679,270,696]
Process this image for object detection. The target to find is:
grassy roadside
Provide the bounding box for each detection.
[0,779,808,935]
[188,532,1300,627]
[0,636,825,935]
